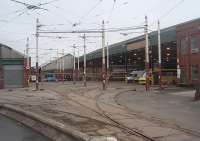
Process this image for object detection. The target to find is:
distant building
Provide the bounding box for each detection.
[0,44,29,89]
[41,54,75,81]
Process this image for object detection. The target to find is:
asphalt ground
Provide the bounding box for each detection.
[117,87,200,131]
[0,114,51,141]
[0,81,199,141]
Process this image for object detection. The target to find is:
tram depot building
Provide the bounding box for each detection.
[12,17,200,87]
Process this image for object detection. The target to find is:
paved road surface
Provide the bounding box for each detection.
[117,90,200,132]
[0,114,51,141]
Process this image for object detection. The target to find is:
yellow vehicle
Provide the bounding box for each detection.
[160,70,177,85]
[135,71,153,85]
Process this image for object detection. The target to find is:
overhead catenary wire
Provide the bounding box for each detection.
[46,9,73,26]
[0,0,59,29]
[106,0,117,23]
[38,25,145,34]
[159,0,185,21]
[148,0,185,28]
[79,0,103,21]
[38,35,70,39]
[37,0,60,6]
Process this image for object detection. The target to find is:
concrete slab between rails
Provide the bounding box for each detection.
[0,104,117,141]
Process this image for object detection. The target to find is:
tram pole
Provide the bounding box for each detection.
[145,16,150,91]
[35,18,39,90]
[83,34,87,87]
[158,20,162,89]
[106,42,109,84]
[73,44,76,84]
[102,20,106,90]
[57,49,59,73]
[62,49,65,83]
[77,47,80,81]
[26,37,30,86]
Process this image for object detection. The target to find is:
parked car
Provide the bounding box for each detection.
[45,74,57,82]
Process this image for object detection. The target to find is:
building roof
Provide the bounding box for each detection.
[41,53,73,67]
[79,23,176,61]
[79,17,200,62]
[0,43,24,59]
[41,53,75,71]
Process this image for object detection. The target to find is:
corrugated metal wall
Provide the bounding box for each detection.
[3,65,23,88]
[42,54,74,71]
[0,64,3,89]
[0,45,25,89]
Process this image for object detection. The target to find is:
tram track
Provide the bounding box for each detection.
[51,85,200,140]
[2,83,199,140]
[50,86,157,141]
[113,90,200,138]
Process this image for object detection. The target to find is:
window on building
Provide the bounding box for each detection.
[191,65,199,80]
[191,36,199,53]
[180,38,187,55]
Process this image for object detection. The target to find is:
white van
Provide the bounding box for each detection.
[126,71,145,83]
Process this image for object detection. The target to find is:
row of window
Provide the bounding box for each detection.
[180,36,199,54]
[180,64,199,82]
[191,64,199,80]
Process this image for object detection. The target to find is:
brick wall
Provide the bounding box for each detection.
[176,19,200,85]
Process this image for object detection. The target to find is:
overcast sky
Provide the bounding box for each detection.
[0,0,199,66]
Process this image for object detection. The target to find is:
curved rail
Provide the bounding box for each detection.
[51,88,156,141]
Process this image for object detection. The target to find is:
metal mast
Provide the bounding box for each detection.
[145,16,150,91]
[73,44,76,84]
[158,20,162,89]
[26,37,30,86]
[83,34,87,87]
[102,20,106,90]
[35,18,39,90]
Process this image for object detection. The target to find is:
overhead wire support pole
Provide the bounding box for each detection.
[83,34,87,87]
[158,20,162,89]
[62,49,65,83]
[57,49,59,73]
[102,20,106,90]
[106,42,109,84]
[59,54,62,73]
[73,44,76,85]
[145,16,150,91]
[35,18,39,91]
[26,37,30,87]
[77,47,80,81]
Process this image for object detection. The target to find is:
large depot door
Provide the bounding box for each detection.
[3,65,23,88]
